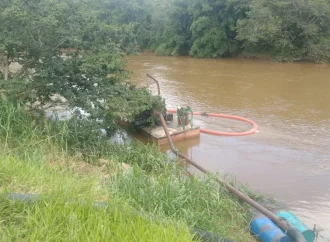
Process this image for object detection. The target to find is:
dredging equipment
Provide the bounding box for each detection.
[146,74,313,242]
[147,73,258,137]
[167,109,258,136]
[154,111,311,242]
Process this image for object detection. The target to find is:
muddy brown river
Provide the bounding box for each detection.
[127,53,330,241]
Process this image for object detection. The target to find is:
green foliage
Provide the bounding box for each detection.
[107,141,169,172]
[31,54,128,128]
[154,0,192,56]
[0,0,84,71]
[145,0,330,62]
[95,0,153,50]
[107,85,165,124]
[189,16,228,58]
[307,37,330,63]
[188,0,239,58]
[0,0,162,133]
[236,0,330,62]
[151,0,247,58]
[155,44,175,56]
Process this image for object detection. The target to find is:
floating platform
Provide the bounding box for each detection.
[141,119,200,145]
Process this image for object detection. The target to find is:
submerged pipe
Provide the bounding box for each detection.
[155,111,306,242]
[5,193,232,242]
[147,73,161,96]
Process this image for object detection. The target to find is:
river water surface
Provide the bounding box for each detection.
[127,53,330,241]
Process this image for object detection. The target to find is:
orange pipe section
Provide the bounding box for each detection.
[167,109,258,136]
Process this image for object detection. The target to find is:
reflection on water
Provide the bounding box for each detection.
[127,53,330,240]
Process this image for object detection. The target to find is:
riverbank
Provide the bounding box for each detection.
[0,101,256,241]
[138,50,330,65]
[127,53,330,240]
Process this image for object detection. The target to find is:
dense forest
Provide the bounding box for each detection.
[151,0,330,62]
[92,0,330,62]
[146,0,330,62]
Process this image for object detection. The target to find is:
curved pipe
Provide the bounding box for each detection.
[154,111,306,242]
[167,109,258,136]
[5,193,232,242]
[147,73,161,96]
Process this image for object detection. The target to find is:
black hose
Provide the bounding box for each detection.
[4,193,233,242]
[192,228,234,242]
[287,226,308,242]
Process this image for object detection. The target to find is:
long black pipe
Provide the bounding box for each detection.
[147,73,161,96]
[155,111,306,242]
[4,193,232,242]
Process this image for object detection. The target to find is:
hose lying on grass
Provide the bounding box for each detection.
[5,193,233,242]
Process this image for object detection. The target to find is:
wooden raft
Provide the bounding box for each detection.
[141,119,200,145]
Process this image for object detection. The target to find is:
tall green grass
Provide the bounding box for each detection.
[0,100,255,241]
[0,154,194,242]
[0,198,194,242]
[108,165,255,241]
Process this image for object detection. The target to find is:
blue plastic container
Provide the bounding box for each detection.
[250,215,292,242]
[276,211,315,242]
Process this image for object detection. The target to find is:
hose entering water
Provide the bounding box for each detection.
[167,109,258,136]
[155,111,306,242]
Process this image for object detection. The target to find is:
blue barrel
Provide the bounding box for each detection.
[276,211,315,242]
[250,215,292,242]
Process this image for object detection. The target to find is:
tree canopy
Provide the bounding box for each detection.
[147,0,330,62]
[236,0,330,62]
[0,0,164,134]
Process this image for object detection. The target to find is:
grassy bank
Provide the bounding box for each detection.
[0,153,194,241]
[0,101,255,241]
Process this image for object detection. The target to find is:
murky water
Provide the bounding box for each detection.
[127,53,330,241]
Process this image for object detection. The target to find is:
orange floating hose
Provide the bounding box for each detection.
[167,109,258,136]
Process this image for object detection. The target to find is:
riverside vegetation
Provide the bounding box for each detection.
[96,0,330,62]
[0,0,274,241]
[0,102,256,241]
[149,0,330,62]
